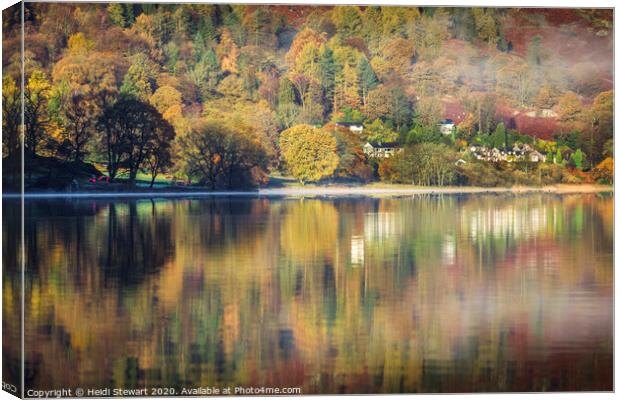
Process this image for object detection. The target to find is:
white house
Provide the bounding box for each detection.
[363,142,403,158]
[469,144,547,163]
[438,119,455,135]
[336,122,364,133]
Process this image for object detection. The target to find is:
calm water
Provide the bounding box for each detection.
[3,194,613,393]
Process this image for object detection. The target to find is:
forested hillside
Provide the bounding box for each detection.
[2,4,614,189]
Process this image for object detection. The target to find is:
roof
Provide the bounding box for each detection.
[336,121,363,127]
[439,119,454,125]
[366,141,401,149]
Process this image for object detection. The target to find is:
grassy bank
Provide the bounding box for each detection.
[11,182,612,198]
[258,183,613,196]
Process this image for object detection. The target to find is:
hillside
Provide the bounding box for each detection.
[2,4,614,189]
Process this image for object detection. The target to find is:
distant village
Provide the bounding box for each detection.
[344,119,548,164]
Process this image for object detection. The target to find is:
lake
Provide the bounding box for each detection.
[3,193,613,393]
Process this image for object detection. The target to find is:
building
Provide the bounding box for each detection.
[439,119,455,135]
[363,141,403,158]
[335,122,364,133]
[469,144,547,163]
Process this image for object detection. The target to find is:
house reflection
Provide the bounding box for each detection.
[363,212,402,242]
[350,235,364,266]
[442,234,456,265]
[464,204,550,241]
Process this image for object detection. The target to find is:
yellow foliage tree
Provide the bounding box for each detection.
[149,85,182,114]
[279,124,339,184]
[67,32,94,55]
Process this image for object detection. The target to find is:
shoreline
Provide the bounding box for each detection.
[3,184,613,198]
[259,184,614,196]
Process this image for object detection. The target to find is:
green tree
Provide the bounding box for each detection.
[527,35,544,66]
[120,55,159,101]
[570,148,585,170]
[388,86,412,132]
[318,45,339,117]
[107,3,127,28]
[554,148,563,165]
[188,49,220,100]
[277,78,300,128]
[492,122,508,149]
[364,119,399,143]
[108,4,135,28]
[279,124,339,183]
[357,57,378,106]
[476,94,496,135]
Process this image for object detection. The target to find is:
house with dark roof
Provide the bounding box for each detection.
[439,119,455,135]
[335,121,364,133]
[363,141,403,158]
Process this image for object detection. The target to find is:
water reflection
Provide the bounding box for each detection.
[3,194,613,393]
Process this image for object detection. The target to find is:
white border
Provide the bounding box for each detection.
[0,1,616,400]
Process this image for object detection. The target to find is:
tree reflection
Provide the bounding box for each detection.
[13,194,613,393]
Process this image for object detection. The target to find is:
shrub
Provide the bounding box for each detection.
[591,157,614,184]
[538,163,564,184]
[457,162,507,187]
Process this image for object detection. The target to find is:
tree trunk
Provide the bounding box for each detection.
[128,169,137,186]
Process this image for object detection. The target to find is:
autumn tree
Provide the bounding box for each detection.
[242,7,277,48]
[413,9,450,61]
[97,98,175,183]
[496,60,535,107]
[534,83,559,109]
[372,38,415,79]
[414,96,444,129]
[385,143,458,185]
[331,6,362,40]
[468,94,497,135]
[24,70,52,157]
[279,124,339,184]
[2,75,21,159]
[472,8,498,45]
[334,64,361,112]
[144,128,173,187]
[381,6,420,38]
[51,52,126,99]
[59,93,98,162]
[66,32,94,55]
[215,28,239,74]
[178,120,267,189]
[285,28,326,65]
[587,90,613,167]
[149,85,182,114]
[557,91,584,130]
[363,85,391,121]
[107,4,135,28]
